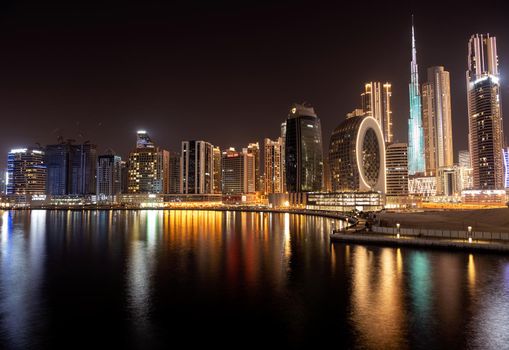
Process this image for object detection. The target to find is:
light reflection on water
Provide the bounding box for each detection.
[0,209,508,349]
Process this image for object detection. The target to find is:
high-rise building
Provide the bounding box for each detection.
[504,147,509,188]
[213,146,222,194]
[120,160,129,194]
[96,154,122,201]
[458,150,471,168]
[329,115,386,193]
[264,137,284,194]
[284,103,324,193]
[361,82,393,143]
[280,121,287,192]
[169,152,181,194]
[422,66,454,175]
[180,140,214,194]
[221,148,255,194]
[386,143,408,196]
[128,131,169,194]
[408,19,425,175]
[6,148,46,199]
[45,142,97,195]
[467,34,505,189]
[245,142,261,192]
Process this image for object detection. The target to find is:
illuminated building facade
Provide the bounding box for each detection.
[306,192,384,212]
[467,34,505,189]
[128,131,169,194]
[280,121,287,192]
[408,176,436,197]
[284,103,324,193]
[213,146,222,194]
[408,20,425,175]
[264,137,284,194]
[181,140,214,194]
[504,147,509,188]
[422,66,454,175]
[459,150,471,168]
[329,115,386,193]
[361,82,393,143]
[96,154,122,201]
[6,148,46,199]
[386,143,408,196]
[169,152,181,194]
[221,147,255,194]
[244,142,261,192]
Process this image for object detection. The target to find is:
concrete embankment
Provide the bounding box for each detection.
[330,232,509,254]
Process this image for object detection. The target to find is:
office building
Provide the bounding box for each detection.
[284,103,324,193]
[422,66,454,175]
[386,143,408,196]
[221,147,255,194]
[213,146,222,194]
[328,115,386,193]
[361,82,393,143]
[169,152,181,194]
[504,147,509,188]
[458,150,471,168]
[181,140,214,194]
[245,142,261,192]
[467,34,505,189]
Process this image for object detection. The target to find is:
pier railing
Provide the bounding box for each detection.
[372,226,509,242]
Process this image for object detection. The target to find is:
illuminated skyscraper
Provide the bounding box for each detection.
[504,147,509,188]
[6,148,46,200]
[169,152,181,194]
[128,131,169,194]
[458,150,471,168]
[284,103,324,193]
[212,146,222,194]
[180,140,214,194]
[385,143,408,196]
[467,34,505,189]
[264,137,284,194]
[96,154,122,201]
[361,82,393,143]
[422,66,454,175]
[244,142,261,192]
[408,18,425,175]
[221,147,255,194]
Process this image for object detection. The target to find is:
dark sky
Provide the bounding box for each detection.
[1,0,508,170]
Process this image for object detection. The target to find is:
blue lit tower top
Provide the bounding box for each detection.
[408,17,425,175]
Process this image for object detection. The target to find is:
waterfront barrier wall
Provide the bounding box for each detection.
[372,226,509,242]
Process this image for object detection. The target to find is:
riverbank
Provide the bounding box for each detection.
[379,208,509,233]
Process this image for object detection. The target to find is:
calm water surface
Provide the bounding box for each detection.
[1,210,509,349]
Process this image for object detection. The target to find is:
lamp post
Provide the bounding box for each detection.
[396,223,400,239]
[468,226,472,243]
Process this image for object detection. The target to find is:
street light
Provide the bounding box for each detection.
[468,226,472,243]
[396,223,400,239]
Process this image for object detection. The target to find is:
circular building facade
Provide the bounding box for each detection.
[329,116,386,193]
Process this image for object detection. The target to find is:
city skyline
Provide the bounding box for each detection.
[1,2,508,170]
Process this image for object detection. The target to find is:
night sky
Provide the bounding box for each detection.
[1,0,508,171]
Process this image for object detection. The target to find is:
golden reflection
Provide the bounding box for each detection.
[351,246,406,348]
[468,254,476,294]
[397,248,403,275]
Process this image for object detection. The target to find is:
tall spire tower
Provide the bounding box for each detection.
[408,16,425,175]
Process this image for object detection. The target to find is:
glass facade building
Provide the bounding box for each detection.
[181,140,214,194]
[6,148,46,197]
[284,104,324,193]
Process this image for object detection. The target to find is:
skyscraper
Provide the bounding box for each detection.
[284,103,324,193]
[503,147,509,188]
[361,82,393,143]
[213,146,222,194]
[264,137,284,194]
[6,148,46,199]
[458,150,471,168]
[245,142,261,192]
[180,140,214,194]
[408,18,425,175]
[467,34,505,189]
[96,154,122,201]
[385,143,409,196]
[169,152,181,194]
[128,131,169,194]
[422,66,454,175]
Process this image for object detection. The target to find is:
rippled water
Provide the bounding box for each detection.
[0,210,508,349]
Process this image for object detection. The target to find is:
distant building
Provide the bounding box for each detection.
[458,150,471,168]
[96,154,122,201]
[504,147,509,188]
[467,34,505,189]
[213,146,222,194]
[386,143,408,196]
[181,140,214,194]
[408,176,436,197]
[45,142,97,195]
[245,142,261,192]
[329,115,386,193]
[284,103,324,193]
[361,82,393,143]
[6,148,46,200]
[169,152,181,194]
[264,138,284,194]
[120,160,129,194]
[128,131,169,194]
[280,121,287,192]
[221,147,255,195]
[422,66,454,175]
